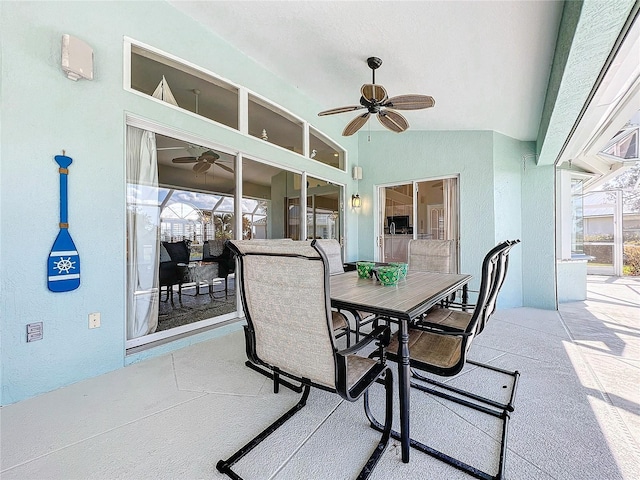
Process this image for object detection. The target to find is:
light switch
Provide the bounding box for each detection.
[89,312,100,329]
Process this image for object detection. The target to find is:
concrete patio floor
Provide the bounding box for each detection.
[1,276,638,479]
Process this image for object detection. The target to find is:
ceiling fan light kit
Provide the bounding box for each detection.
[318,57,435,136]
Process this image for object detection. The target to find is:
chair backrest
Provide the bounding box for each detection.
[203,239,225,258]
[227,239,338,389]
[313,239,344,275]
[408,239,457,273]
[204,239,236,275]
[161,239,191,263]
[470,240,520,336]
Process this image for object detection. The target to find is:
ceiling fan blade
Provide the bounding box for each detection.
[343,112,370,136]
[384,95,435,110]
[361,84,388,103]
[193,162,212,174]
[318,105,364,116]
[172,156,198,163]
[378,109,409,133]
[216,162,234,174]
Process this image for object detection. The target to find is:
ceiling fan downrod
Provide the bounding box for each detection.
[367,56,382,84]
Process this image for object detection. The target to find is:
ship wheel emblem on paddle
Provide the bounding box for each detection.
[47,152,80,292]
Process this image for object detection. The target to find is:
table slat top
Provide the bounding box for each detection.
[330,271,471,320]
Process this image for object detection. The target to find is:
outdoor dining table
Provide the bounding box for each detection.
[330,269,472,463]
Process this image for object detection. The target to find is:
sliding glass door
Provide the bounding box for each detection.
[377,177,459,266]
[126,130,309,348]
[306,176,342,242]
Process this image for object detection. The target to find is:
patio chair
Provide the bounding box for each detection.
[366,239,520,480]
[408,238,457,273]
[228,240,351,389]
[159,239,191,305]
[408,238,458,307]
[313,239,377,342]
[218,240,394,480]
[202,239,236,295]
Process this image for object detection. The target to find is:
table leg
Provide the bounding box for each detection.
[462,284,469,311]
[397,317,411,463]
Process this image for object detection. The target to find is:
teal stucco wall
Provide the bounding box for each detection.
[1,0,631,405]
[0,1,357,405]
[493,133,527,308]
[356,130,549,310]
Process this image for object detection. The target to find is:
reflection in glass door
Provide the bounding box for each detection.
[377,177,459,265]
[306,176,342,241]
[380,183,413,263]
[583,190,623,275]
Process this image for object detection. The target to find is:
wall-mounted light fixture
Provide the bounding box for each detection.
[352,165,362,208]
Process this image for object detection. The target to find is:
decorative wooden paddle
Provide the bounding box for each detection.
[47,152,80,292]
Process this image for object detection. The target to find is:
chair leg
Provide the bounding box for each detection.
[411,361,520,414]
[345,327,351,347]
[366,363,519,480]
[359,369,393,480]
[244,361,303,393]
[337,324,351,347]
[217,385,311,479]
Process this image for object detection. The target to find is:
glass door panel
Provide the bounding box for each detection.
[127,132,240,347]
[306,176,342,241]
[377,178,459,267]
[242,157,302,239]
[380,183,413,263]
[583,190,622,275]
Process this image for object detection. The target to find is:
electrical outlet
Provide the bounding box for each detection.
[27,322,43,342]
[89,312,101,329]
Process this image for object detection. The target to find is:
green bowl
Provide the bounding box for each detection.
[377,266,400,286]
[389,262,408,278]
[356,261,375,279]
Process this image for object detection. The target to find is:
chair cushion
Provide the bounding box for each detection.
[387,328,463,370]
[162,240,190,263]
[332,311,349,331]
[345,355,379,389]
[204,239,225,258]
[419,307,473,331]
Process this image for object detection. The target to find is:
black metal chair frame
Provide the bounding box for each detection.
[159,240,191,305]
[365,240,520,480]
[217,241,394,480]
[202,239,236,297]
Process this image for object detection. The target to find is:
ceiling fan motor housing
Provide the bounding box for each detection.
[367,57,382,70]
[360,96,381,113]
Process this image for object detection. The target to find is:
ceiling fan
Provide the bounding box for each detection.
[160,145,233,174]
[318,57,435,136]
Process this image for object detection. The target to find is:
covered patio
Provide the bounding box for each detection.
[2,276,638,479]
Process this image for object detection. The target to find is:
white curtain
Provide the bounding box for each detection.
[126,126,159,339]
[378,187,387,261]
[443,178,459,273]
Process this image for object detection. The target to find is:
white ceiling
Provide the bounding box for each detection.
[170,0,564,141]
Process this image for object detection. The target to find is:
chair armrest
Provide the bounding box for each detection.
[336,325,391,401]
[412,321,472,337]
[443,301,476,310]
[337,326,390,356]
